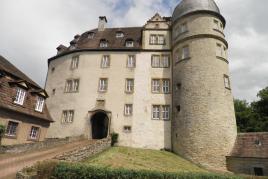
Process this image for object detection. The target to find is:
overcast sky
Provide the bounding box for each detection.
[0,0,267,102]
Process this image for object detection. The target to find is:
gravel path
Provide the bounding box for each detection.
[0,139,93,179]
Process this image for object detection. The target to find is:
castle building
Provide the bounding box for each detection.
[45,0,237,170]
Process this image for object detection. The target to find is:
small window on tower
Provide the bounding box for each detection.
[123,126,132,133]
[223,75,231,89]
[181,46,190,59]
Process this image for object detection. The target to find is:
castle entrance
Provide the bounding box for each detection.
[91,112,109,139]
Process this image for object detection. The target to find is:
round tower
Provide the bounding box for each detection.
[171,0,237,170]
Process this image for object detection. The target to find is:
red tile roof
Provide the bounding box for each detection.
[229,133,268,158]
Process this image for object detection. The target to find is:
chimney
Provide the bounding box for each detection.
[98,16,107,31]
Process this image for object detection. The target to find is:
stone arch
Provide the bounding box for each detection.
[90,111,109,139]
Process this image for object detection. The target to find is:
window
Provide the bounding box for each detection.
[152,55,160,68]
[162,105,170,120]
[127,55,136,68]
[51,67,55,73]
[99,78,108,92]
[125,79,134,93]
[152,55,170,68]
[35,96,45,112]
[124,104,133,116]
[180,23,187,34]
[123,126,131,133]
[100,40,108,47]
[216,43,227,59]
[65,79,79,93]
[62,110,74,123]
[152,105,160,120]
[71,56,79,69]
[149,34,165,45]
[254,167,264,176]
[14,88,26,105]
[126,41,134,47]
[101,55,110,68]
[182,46,190,59]
[224,75,231,89]
[6,121,19,137]
[116,32,124,38]
[152,79,170,94]
[152,105,170,120]
[161,55,170,68]
[152,79,160,93]
[88,32,95,39]
[52,89,56,95]
[29,126,39,140]
[162,79,170,93]
[213,19,223,32]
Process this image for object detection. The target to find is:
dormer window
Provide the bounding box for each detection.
[116,32,124,38]
[126,40,134,47]
[14,87,26,105]
[100,39,108,48]
[35,96,45,112]
[88,32,95,39]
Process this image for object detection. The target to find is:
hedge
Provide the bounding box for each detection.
[51,162,243,179]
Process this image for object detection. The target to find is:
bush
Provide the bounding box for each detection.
[0,124,6,146]
[36,160,59,179]
[111,132,119,146]
[51,162,242,179]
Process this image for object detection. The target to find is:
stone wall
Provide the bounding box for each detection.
[227,157,268,176]
[54,138,111,162]
[0,136,83,154]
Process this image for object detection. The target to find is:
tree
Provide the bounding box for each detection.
[234,86,268,132]
[0,124,6,146]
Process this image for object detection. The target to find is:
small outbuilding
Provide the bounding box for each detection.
[227,132,268,176]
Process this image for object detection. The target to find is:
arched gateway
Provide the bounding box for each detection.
[91,111,109,139]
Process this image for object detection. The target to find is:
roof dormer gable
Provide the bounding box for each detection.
[144,13,171,29]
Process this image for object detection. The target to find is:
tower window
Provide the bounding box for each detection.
[182,46,190,59]
[176,105,181,112]
[180,23,188,34]
[52,89,56,95]
[101,55,110,68]
[65,79,79,93]
[51,67,55,73]
[223,75,231,89]
[71,56,79,69]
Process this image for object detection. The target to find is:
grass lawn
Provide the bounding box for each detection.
[83,147,207,174]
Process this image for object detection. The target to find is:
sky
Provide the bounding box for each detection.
[0,0,267,102]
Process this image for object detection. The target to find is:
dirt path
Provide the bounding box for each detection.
[0,139,94,179]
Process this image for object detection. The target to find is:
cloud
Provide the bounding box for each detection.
[0,0,267,102]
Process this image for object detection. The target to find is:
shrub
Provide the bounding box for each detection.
[0,124,6,146]
[111,132,119,146]
[36,160,59,179]
[51,162,243,179]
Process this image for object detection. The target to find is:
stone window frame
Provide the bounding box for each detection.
[151,54,170,68]
[70,56,79,70]
[101,55,110,68]
[223,74,231,90]
[125,78,134,94]
[151,78,171,94]
[149,34,166,45]
[152,105,171,121]
[98,78,108,93]
[213,19,224,34]
[124,104,133,116]
[61,110,75,124]
[126,55,136,68]
[123,126,132,133]
[64,79,80,93]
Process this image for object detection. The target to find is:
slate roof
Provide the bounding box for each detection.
[48,27,143,62]
[0,55,41,88]
[0,55,53,122]
[229,133,268,158]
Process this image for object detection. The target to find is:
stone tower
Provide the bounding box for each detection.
[171,0,237,170]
